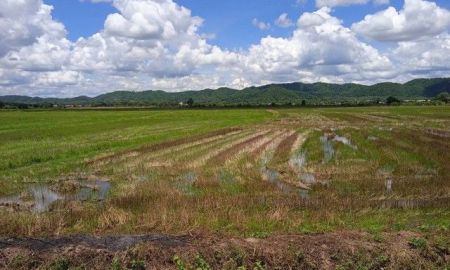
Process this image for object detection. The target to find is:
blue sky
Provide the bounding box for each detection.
[1,0,449,97]
[45,0,449,49]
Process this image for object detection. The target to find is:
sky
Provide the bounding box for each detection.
[0,0,449,97]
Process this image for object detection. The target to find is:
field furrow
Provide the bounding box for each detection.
[206,130,273,166]
[189,129,272,168]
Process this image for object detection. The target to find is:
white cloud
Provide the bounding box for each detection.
[0,0,448,97]
[0,0,67,57]
[316,0,367,8]
[252,18,271,30]
[275,13,294,28]
[352,0,450,41]
[244,8,394,84]
[315,0,388,8]
[80,0,112,3]
[373,0,389,4]
[391,33,450,76]
[104,0,203,41]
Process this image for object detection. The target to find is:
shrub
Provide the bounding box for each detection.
[408,238,427,249]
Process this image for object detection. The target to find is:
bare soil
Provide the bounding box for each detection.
[1,231,448,269]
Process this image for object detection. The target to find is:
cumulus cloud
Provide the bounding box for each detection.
[252,18,271,30]
[315,0,389,8]
[244,8,393,84]
[104,0,203,40]
[0,0,67,57]
[352,0,450,41]
[373,0,389,4]
[0,0,448,97]
[0,0,78,93]
[275,13,294,28]
[316,0,368,7]
[391,33,450,76]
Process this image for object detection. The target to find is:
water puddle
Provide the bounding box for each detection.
[320,136,335,164]
[385,177,393,193]
[74,180,111,202]
[217,170,236,184]
[288,151,307,171]
[333,135,357,150]
[0,180,111,214]
[320,133,358,163]
[377,168,394,194]
[374,197,450,208]
[261,167,310,199]
[176,171,197,195]
[299,189,310,200]
[300,173,317,185]
[378,127,393,132]
[289,151,317,185]
[263,168,292,193]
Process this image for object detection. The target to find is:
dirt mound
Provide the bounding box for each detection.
[1,231,448,269]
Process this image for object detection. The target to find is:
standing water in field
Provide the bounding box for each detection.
[289,151,307,170]
[260,151,310,198]
[176,171,197,195]
[320,136,335,163]
[263,168,298,194]
[30,185,61,213]
[289,151,317,185]
[320,133,358,163]
[0,180,111,213]
[385,177,393,193]
[333,135,357,150]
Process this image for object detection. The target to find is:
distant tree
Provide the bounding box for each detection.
[435,92,450,103]
[0,101,4,109]
[301,100,306,106]
[386,96,401,105]
[187,98,194,107]
[17,103,29,109]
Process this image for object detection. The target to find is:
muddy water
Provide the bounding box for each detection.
[0,180,111,213]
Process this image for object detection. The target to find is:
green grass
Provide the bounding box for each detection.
[0,106,449,239]
[0,109,273,194]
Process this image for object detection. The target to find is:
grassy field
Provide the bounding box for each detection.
[0,106,449,269]
[0,109,272,194]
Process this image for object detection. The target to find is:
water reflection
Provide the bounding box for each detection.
[0,180,111,213]
[320,136,335,163]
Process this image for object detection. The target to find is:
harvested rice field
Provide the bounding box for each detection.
[0,106,449,269]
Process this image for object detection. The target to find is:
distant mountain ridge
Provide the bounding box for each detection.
[1,78,449,106]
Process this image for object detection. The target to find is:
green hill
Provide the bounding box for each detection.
[1,78,449,106]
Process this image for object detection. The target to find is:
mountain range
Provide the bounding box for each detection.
[1,78,449,106]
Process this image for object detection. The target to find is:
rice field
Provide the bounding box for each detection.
[0,106,449,240]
